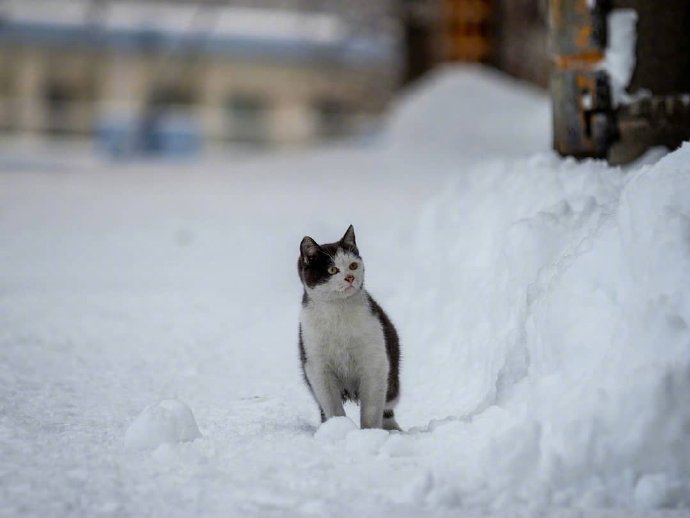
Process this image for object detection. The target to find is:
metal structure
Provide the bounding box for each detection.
[399,0,495,85]
[441,0,493,62]
[550,0,690,164]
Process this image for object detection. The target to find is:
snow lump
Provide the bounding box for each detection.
[124,399,202,451]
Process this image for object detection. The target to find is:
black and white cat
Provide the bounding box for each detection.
[297,225,401,431]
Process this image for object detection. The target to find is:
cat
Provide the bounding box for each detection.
[297,225,401,431]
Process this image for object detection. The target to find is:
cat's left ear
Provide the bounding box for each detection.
[340,225,356,247]
[300,236,321,264]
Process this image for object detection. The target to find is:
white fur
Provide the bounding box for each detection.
[301,251,391,429]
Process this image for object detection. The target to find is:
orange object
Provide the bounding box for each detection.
[441,0,493,62]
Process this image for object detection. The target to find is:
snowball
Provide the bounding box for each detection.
[345,428,389,454]
[124,400,202,451]
[313,416,357,442]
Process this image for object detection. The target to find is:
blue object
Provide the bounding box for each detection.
[96,111,201,158]
[96,117,137,158]
[146,112,202,157]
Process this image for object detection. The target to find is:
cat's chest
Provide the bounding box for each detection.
[300,297,383,357]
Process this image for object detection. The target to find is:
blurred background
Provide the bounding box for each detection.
[2,4,690,514]
[0,0,550,158]
[0,0,688,162]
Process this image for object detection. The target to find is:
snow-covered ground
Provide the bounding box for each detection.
[1,66,689,517]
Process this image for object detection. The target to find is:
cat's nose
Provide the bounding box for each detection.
[344,274,354,284]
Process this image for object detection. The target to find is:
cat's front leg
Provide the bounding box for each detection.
[359,368,388,429]
[304,361,345,420]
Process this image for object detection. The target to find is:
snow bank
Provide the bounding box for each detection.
[124,400,202,450]
[397,144,690,509]
[385,65,550,158]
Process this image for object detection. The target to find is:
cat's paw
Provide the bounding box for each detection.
[383,415,402,432]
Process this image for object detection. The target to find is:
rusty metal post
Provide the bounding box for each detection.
[608,0,690,164]
[549,0,615,159]
[550,0,690,163]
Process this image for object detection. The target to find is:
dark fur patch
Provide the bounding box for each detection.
[341,389,359,402]
[367,293,401,403]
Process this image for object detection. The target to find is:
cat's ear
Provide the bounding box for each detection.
[340,225,356,247]
[300,236,321,264]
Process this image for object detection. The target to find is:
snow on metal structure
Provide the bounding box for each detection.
[549,0,690,164]
[601,8,637,105]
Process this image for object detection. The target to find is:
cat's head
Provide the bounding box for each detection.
[298,225,364,301]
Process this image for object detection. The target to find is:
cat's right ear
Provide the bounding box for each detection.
[300,236,321,264]
[340,225,356,247]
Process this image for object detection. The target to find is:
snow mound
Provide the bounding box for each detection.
[313,416,357,442]
[385,65,550,157]
[124,400,202,451]
[400,142,690,508]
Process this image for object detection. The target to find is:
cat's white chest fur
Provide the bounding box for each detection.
[300,291,387,387]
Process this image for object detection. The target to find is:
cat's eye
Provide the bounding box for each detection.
[349,262,358,271]
[328,266,339,275]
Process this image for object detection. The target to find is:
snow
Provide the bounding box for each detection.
[345,428,390,454]
[385,65,549,158]
[2,65,690,517]
[313,416,357,442]
[124,400,202,451]
[603,9,639,104]
[634,474,681,510]
[400,145,690,510]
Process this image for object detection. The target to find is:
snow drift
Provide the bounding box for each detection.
[395,141,690,507]
[385,65,550,158]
